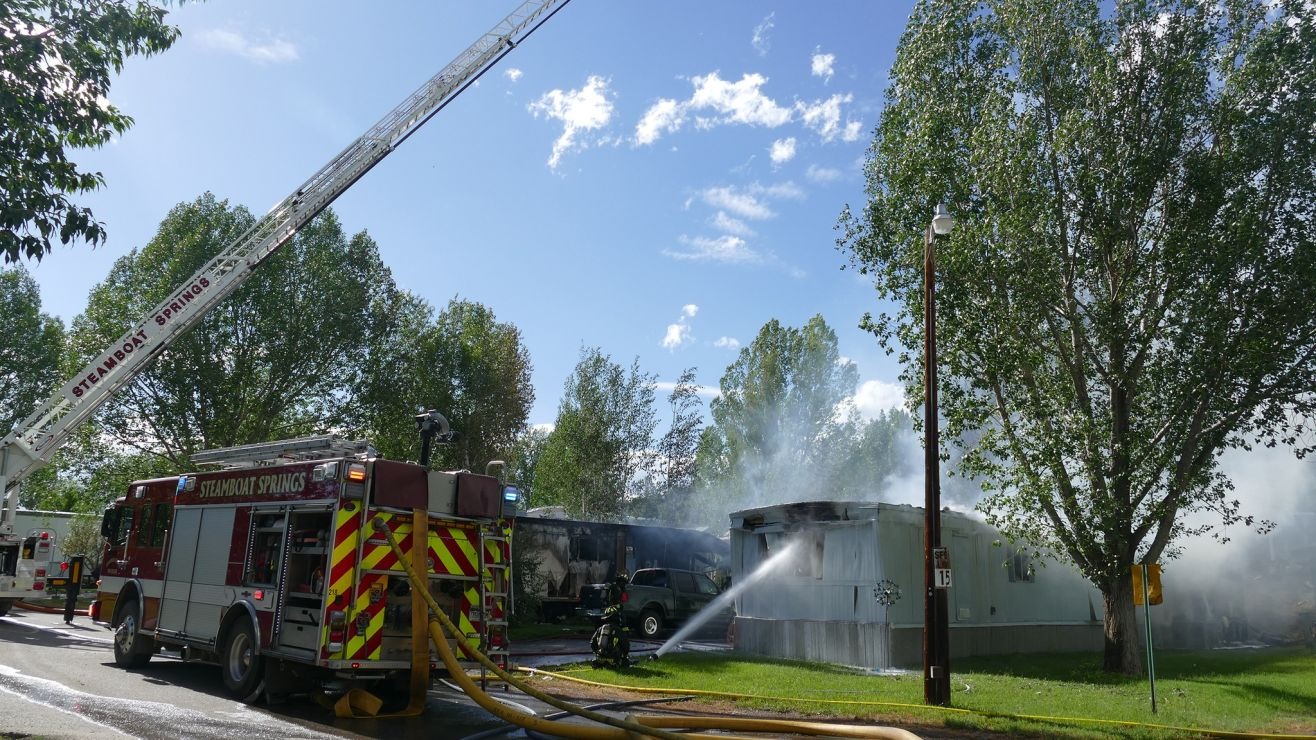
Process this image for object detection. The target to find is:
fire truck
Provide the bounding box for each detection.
[93,433,512,701]
[0,0,565,628]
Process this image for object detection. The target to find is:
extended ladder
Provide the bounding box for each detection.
[189,436,374,468]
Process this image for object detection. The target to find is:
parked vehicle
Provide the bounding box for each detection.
[515,513,727,622]
[583,567,729,638]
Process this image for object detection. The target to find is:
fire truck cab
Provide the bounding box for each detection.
[93,436,511,703]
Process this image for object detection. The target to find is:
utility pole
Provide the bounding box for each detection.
[923,203,954,707]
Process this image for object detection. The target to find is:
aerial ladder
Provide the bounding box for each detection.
[0,0,569,611]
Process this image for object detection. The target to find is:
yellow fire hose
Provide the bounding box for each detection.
[374,514,922,740]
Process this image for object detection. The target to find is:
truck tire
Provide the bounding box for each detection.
[638,607,663,639]
[0,599,13,617]
[221,618,265,703]
[112,600,155,668]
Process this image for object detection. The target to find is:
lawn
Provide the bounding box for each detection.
[525,647,1316,738]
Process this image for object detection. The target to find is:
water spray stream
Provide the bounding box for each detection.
[654,540,800,658]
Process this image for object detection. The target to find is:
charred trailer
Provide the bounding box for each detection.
[513,512,728,623]
[93,437,512,703]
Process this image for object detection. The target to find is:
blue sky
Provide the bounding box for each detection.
[30,0,919,429]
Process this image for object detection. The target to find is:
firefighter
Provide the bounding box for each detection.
[591,572,630,667]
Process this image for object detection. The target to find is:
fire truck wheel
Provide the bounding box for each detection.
[0,600,12,617]
[221,619,265,703]
[112,600,154,668]
[639,607,663,638]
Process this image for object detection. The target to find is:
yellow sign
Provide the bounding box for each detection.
[1131,564,1163,605]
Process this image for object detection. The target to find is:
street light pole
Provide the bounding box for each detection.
[923,203,953,707]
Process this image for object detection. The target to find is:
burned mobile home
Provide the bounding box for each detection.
[515,510,729,621]
[729,501,1102,670]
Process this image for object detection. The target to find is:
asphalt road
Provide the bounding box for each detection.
[0,607,732,739]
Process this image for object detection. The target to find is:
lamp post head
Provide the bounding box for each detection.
[931,203,954,235]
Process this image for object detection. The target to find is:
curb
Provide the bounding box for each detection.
[15,600,91,617]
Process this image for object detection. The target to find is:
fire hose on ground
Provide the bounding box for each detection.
[374,513,923,740]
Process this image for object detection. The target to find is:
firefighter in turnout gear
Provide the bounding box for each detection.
[591,572,631,668]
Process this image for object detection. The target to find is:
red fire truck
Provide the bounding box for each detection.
[92,436,511,702]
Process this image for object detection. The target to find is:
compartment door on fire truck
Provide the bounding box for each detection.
[158,507,237,639]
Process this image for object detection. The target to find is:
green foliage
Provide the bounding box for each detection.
[0,264,64,432]
[0,0,179,263]
[510,525,547,625]
[506,425,551,508]
[694,316,860,528]
[535,347,657,518]
[840,0,1316,673]
[62,513,105,573]
[69,193,398,463]
[354,297,534,472]
[631,367,704,524]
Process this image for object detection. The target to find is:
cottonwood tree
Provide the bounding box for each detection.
[1,0,178,263]
[696,316,859,528]
[355,297,534,472]
[535,348,657,518]
[69,193,398,464]
[632,367,705,524]
[840,0,1316,673]
[0,265,63,433]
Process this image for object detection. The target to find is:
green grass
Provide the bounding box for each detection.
[539,648,1316,738]
[509,621,592,641]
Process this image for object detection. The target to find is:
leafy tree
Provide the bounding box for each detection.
[632,367,704,524]
[0,265,63,433]
[695,316,859,528]
[1,0,179,263]
[61,513,105,574]
[354,297,534,472]
[840,0,1316,673]
[535,348,657,518]
[840,408,918,497]
[69,193,398,464]
[506,425,551,508]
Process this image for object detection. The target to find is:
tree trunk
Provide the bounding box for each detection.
[1102,579,1143,675]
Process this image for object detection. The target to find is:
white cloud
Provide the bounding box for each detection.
[712,211,754,237]
[662,323,691,350]
[811,48,836,82]
[849,379,907,419]
[770,137,797,165]
[634,72,862,147]
[664,235,763,265]
[700,186,775,220]
[714,336,741,350]
[797,93,860,142]
[751,12,775,56]
[689,72,793,128]
[195,29,298,64]
[528,75,615,169]
[634,72,794,146]
[655,380,721,398]
[505,67,523,82]
[635,98,683,146]
[806,163,842,183]
[753,181,805,200]
[661,304,700,351]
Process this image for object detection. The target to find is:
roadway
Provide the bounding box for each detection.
[0,607,730,739]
